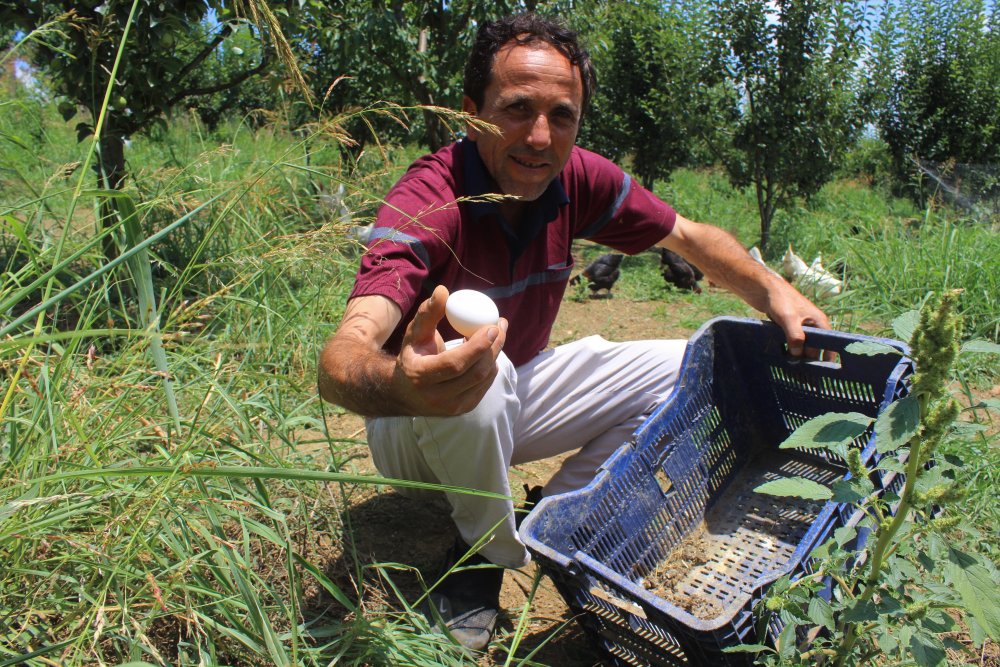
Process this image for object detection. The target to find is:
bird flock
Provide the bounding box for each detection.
[569,244,844,300]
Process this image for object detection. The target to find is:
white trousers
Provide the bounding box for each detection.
[366,335,687,568]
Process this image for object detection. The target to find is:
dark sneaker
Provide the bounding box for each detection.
[425,538,504,651]
[516,484,544,530]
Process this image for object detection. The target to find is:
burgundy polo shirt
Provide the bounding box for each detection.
[349,138,676,366]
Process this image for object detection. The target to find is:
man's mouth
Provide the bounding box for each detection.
[510,154,548,169]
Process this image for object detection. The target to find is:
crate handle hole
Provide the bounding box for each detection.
[655,466,674,497]
[785,345,842,367]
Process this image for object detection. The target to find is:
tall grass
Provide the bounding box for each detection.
[0,75,467,662]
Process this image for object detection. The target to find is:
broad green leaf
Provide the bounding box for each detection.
[968,617,988,647]
[876,626,899,653]
[893,310,920,342]
[779,412,871,451]
[961,339,1000,355]
[875,394,919,453]
[834,525,858,547]
[909,631,947,667]
[842,599,878,622]
[875,593,904,616]
[914,467,952,496]
[777,622,797,662]
[876,455,906,473]
[755,477,832,500]
[921,610,956,633]
[811,541,832,559]
[898,624,914,653]
[950,421,988,435]
[845,340,903,357]
[944,561,1000,638]
[807,597,835,629]
[832,477,873,504]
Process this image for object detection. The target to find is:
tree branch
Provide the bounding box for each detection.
[168,23,234,89]
[164,52,270,108]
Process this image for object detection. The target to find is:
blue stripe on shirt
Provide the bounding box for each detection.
[366,227,430,268]
[577,173,632,239]
[481,266,574,300]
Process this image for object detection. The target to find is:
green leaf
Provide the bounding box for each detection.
[961,339,1000,355]
[921,610,956,633]
[845,340,903,357]
[944,561,1000,638]
[834,525,858,547]
[842,599,878,622]
[969,398,1000,412]
[893,310,920,341]
[755,477,833,500]
[776,622,797,662]
[909,631,947,667]
[914,467,951,496]
[875,394,919,453]
[876,455,907,473]
[831,477,871,504]
[968,616,988,647]
[807,597,835,629]
[875,593,904,616]
[950,421,988,435]
[779,412,871,451]
[721,644,773,654]
[876,626,899,653]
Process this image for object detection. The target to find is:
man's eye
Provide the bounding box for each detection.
[553,111,577,126]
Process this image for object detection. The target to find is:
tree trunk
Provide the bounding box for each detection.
[414,27,447,151]
[96,133,127,262]
[755,175,776,252]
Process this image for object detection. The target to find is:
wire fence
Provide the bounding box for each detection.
[913,158,1000,225]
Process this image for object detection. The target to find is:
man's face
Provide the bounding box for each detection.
[463,42,583,202]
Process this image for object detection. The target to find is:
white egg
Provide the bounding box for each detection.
[445,289,499,338]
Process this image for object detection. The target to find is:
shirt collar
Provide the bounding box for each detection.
[461,137,570,224]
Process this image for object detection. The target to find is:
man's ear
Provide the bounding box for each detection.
[461,96,479,140]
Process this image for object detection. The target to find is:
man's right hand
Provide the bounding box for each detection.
[393,285,508,416]
[318,286,507,418]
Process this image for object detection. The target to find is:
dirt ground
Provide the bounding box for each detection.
[309,294,1000,666]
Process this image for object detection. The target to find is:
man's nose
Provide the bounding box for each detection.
[525,114,552,150]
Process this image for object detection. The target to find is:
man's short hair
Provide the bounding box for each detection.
[463,13,596,114]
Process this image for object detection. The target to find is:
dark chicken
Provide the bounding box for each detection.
[658,248,703,293]
[570,253,624,297]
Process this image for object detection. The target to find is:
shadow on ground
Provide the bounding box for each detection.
[303,488,604,666]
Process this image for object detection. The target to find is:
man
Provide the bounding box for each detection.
[318,13,829,652]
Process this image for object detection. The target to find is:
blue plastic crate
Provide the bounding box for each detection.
[519,317,913,667]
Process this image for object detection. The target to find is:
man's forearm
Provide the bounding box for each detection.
[661,221,786,314]
[318,336,405,417]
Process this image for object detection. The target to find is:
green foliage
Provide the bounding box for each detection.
[578,0,726,189]
[298,0,517,152]
[838,136,896,193]
[712,0,869,249]
[866,0,1000,202]
[185,23,288,132]
[746,292,1000,666]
